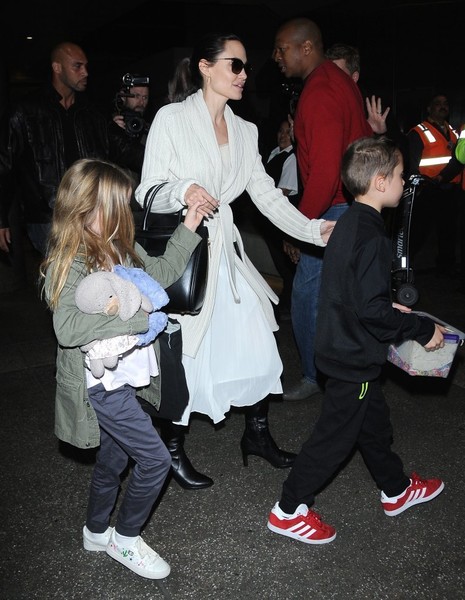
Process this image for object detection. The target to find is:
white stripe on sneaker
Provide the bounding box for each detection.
[303,528,317,540]
[290,522,311,534]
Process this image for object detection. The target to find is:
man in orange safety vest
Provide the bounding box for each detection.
[407,94,461,278]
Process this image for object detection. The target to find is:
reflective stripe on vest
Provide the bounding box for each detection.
[419,156,451,166]
[413,121,460,181]
[418,123,436,143]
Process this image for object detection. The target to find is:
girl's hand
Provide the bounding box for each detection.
[183,199,214,231]
[184,183,219,217]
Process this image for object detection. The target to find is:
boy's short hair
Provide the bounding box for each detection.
[341,136,401,197]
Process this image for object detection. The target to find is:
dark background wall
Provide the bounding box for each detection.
[3,0,464,150]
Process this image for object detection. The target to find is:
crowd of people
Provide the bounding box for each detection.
[1,15,461,581]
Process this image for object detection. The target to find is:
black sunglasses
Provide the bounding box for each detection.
[214,57,252,75]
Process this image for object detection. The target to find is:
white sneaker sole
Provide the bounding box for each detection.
[106,545,171,579]
[383,481,445,516]
[267,521,336,544]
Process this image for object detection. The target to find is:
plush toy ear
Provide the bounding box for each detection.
[109,275,142,321]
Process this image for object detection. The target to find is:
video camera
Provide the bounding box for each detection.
[121,73,150,89]
[115,73,150,136]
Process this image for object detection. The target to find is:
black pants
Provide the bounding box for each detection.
[279,377,410,513]
[410,184,460,272]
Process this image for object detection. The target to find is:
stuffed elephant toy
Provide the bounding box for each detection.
[75,268,169,378]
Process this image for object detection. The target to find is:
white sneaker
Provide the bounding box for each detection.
[106,531,170,579]
[83,525,114,551]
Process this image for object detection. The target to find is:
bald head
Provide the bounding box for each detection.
[51,42,86,64]
[274,18,325,80]
[51,42,89,99]
[278,18,323,51]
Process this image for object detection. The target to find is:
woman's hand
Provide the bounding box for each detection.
[320,220,336,245]
[185,183,219,218]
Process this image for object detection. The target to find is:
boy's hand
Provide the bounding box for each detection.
[320,220,336,245]
[392,302,412,313]
[424,323,446,352]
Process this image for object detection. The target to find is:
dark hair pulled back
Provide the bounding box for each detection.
[168,32,242,103]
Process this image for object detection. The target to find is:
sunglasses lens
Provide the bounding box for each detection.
[231,59,243,74]
[231,59,251,75]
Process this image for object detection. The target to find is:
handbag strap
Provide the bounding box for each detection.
[142,182,169,231]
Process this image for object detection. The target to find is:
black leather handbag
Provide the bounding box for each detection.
[134,183,209,315]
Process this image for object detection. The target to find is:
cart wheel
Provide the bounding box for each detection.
[396,283,419,307]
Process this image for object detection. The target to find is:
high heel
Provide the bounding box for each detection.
[241,399,296,469]
[160,422,214,490]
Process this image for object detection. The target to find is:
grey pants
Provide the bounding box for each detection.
[86,383,171,537]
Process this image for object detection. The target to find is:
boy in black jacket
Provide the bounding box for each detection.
[267,136,445,544]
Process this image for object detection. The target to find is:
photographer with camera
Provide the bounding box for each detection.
[111,74,151,182]
[114,73,150,137]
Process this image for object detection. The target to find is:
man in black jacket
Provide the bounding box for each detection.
[267,136,445,544]
[0,42,136,257]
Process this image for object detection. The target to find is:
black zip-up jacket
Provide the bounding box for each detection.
[0,85,141,227]
[315,202,435,382]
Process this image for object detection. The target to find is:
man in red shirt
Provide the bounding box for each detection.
[273,18,372,400]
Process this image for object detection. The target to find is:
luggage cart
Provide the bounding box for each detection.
[390,173,430,307]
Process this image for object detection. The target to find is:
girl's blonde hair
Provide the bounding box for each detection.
[41,158,143,310]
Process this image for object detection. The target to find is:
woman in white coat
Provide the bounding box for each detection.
[136,33,334,489]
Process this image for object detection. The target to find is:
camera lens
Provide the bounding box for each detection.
[123,111,145,135]
[122,73,133,86]
[126,116,144,134]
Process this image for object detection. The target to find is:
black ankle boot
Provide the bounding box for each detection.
[160,422,213,490]
[241,399,296,468]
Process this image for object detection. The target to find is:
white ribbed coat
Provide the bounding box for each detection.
[136,90,325,358]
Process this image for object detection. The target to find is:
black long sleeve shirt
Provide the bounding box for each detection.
[315,202,434,382]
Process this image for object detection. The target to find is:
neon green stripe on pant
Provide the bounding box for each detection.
[359,382,369,400]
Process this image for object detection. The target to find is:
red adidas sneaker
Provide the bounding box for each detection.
[381,472,444,517]
[267,503,336,544]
